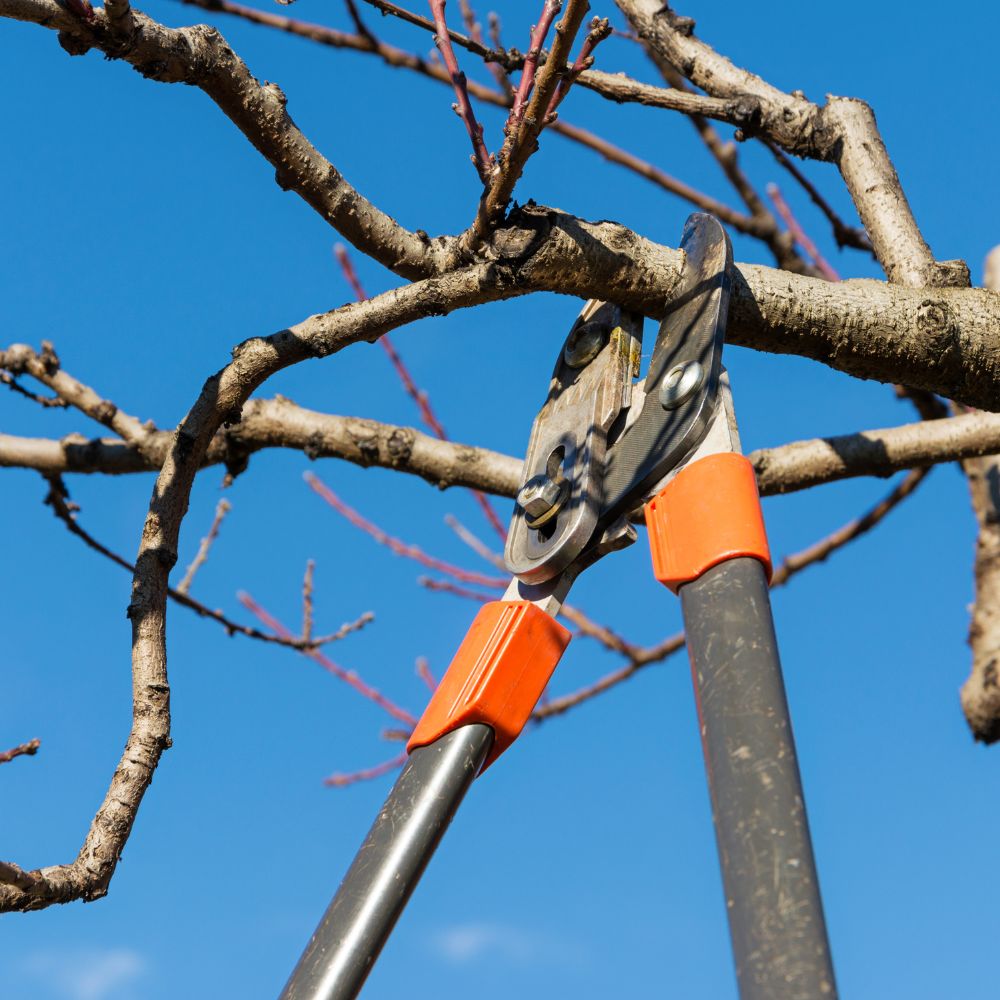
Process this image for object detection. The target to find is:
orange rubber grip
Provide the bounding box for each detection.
[407,601,571,771]
[645,452,772,594]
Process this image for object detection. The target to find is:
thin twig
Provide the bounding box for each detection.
[766,182,840,282]
[444,512,507,569]
[764,139,873,254]
[302,559,315,643]
[547,15,610,116]
[238,592,417,725]
[419,575,494,602]
[1,372,68,408]
[770,468,930,585]
[0,739,41,766]
[325,751,409,787]
[343,0,376,42]
[472,0,589,242]
[458,0,510,93]
[334,244,508,539]
[536,467,932,719]
[415,656,438,691]
[176,497,232,595]
[508,0,561,128]
[42,475,372,652]
[304,474,509,588]
[429,0,492,179]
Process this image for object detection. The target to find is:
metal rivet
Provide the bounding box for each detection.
[659,360,704,409]
[516,474,568,528]
[563,321,607,369]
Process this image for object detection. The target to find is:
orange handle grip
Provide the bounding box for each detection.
[645,452,772,594]
[407,601,571,771]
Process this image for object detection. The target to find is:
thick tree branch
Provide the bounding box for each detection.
[615,0,968,289]
[960,247,1000,743]
[177,0,765,237]
[9,395,1000,502]
[1,0,454,278]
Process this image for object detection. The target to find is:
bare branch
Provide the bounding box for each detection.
[764,139,873,254]
[769,468,929,585]
[41,474,370,653]
[615,0,968,288]
[3,0,452,277]
[508,0,562,127]
[470,0,590,243]
[429,0,492,180]
[766,183,840,282]
[12,399,1000,503]
[0,740,41,766]
[960,246,1000,743]
[176,498,232,595]
[238,592,415,724]
[305,472,508,587]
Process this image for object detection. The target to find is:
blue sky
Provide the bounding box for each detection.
[2,2,998,998]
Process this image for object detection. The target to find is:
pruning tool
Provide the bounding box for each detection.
[280,214,838,1000]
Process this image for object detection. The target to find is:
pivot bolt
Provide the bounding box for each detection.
[563,321,607,369]
[659,360,704,409]
[516,474,567,528]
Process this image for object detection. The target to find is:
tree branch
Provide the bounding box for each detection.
[960,246,1000,743]
[0,263,500,911]
[0,739,41,766]
[614,0,969,288]
[2,0,454,278]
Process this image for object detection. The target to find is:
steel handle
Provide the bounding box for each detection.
[279,723,493,1000]
[680,556,838,1000]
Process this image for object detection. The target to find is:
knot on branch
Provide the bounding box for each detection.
[654,4,695,36]
[387,427,415,465]
[916,299,960,370]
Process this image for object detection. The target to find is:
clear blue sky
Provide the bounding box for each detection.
[2,2,998,998]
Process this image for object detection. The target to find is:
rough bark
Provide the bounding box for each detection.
[960,246,1000,742]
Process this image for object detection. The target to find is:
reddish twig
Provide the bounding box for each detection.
[0,739,41,766]
[459,0,511,93]
[302,559,315,643]
[429,0,493,180]
[305,472,508,588]
[764,140,874,254]
[325,750,409,787]
[42,474,367,653]
[416,656,438,691]
[419,574,495,602]
[238,591,417,725]
[471,0,589,242]
[334,243,507,539]
[766,182,841,281]
[381,727,411,742]
[176,497,231,595]
[444,513,506,569]
[547,15,611,117]
[508,0,562,129]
